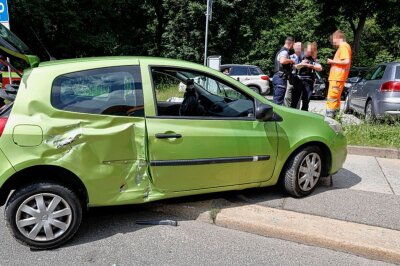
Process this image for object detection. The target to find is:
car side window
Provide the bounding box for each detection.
[370,65,386,80]
[249,67,262,76]
[230,66,249,76]
[363,67,378,81]
[151,68,255,119]
[51,66,144,117]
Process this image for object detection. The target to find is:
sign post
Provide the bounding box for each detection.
[203,0,213,66]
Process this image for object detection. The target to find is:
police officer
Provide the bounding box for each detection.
[296,42,322,111]
[285,42,303,108]
[272,37,296,105]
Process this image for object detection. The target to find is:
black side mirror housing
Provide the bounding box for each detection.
[256,103,274,121]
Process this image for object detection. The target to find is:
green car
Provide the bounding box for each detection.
[0,24,346,249]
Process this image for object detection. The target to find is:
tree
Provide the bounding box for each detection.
[317,0,396,57]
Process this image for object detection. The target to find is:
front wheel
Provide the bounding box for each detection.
[5,182,83,249]
[282,146,323,197]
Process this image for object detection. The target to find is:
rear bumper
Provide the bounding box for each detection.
[374,96,400,118]
[0,148,16,206]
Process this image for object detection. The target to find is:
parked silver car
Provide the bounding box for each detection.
[344,62,400,120]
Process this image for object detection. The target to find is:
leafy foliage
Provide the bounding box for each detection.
[8,0,400,75]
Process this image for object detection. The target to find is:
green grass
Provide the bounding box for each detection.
[343,122,400,148]
[156,84,184,101]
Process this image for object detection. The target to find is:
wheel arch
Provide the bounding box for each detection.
[0,165,89,208]
[279,141,332,181]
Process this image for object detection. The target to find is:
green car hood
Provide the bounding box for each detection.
[0,23,39,68]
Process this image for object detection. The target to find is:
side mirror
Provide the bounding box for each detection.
[256,103,274,121]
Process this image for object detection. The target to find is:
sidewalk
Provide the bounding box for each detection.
[151,154,400,264]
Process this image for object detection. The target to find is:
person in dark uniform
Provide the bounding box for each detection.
[272,37,296,105]
[295,42,322,111]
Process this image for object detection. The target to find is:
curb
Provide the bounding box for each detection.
[216,205,400,265]
[347,145,400,159]
[153,202,400,264]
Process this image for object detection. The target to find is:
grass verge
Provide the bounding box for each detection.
[343,122,400,149]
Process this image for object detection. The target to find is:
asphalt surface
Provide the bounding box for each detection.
[235,154,400,230]
[0,206,393,266]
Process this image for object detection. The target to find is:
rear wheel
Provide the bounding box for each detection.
[249,86,260,94]
[5,182,82,249]
[365,100,375,122]
[282,146,323,197]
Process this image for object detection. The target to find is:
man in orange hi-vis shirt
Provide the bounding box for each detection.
[326,30,352,118]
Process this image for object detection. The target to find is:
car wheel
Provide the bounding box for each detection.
[343,94,353,114]
[365,100,375,122]
[282,146,323,197]
[249,86,260,94]
[5,182,82,249]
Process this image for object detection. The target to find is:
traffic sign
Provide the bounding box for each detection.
[0,0,9,22]
[0,0,9,29]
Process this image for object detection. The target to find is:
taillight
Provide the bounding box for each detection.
[0,117,8,137]
[261,75,269,81]
[380,81,400,92]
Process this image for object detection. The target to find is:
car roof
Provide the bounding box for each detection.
[221,64,259,68]
[38,56,188,67]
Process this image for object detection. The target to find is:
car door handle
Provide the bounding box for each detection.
[155,133,182,139]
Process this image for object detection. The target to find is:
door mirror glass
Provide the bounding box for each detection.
[256,103,273,121]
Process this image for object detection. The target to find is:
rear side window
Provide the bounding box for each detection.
[249,67,263,75]
[230,66,249,76]
[51,66,144,117]
[396,66,400,79]
[371,65,386,80]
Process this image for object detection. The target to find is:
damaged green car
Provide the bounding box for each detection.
[0,24,347,249]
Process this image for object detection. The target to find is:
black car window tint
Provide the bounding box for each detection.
[249,67,262,75]
[395,66,400,80]
[51,66,144,117]
[364,67,378,81]
[371,66,386,80]
[230,66,249,76]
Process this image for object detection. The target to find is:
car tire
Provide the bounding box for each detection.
[343,94,353,114]
[249,86,260,94]
[282,146,323,198]
[365,100,376,122]
[5,182,82,249]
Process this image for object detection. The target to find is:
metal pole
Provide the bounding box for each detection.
[203,0,210,66]
[7,57,11,85]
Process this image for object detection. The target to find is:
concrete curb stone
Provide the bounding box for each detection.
[347,145,400,159]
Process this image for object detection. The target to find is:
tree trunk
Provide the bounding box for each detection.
[152,0,164,56]
[349,14,367,56]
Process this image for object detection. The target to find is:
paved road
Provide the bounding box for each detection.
[235,154,400,230]
[0,206,392,266]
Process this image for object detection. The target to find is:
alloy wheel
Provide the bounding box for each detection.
[15,193,72,242]
[297,153,321,191]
